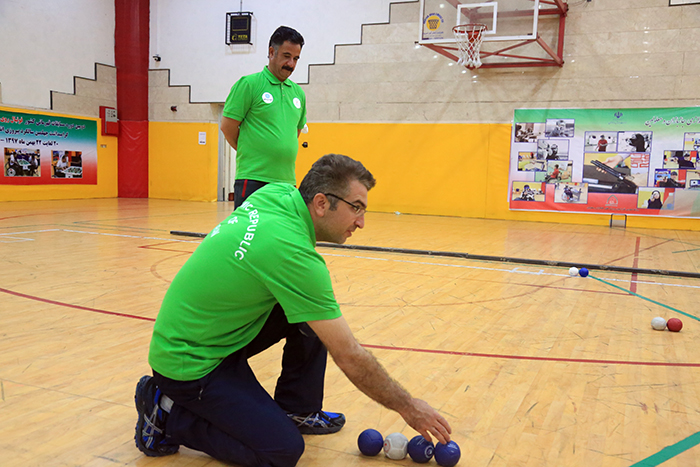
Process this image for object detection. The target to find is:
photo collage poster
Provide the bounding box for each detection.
[1,109,97,185]
[509,108,700,218]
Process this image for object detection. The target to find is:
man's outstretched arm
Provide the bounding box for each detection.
[307,316,452,444]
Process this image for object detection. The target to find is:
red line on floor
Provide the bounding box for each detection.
[631,237,641,293]
[362,344,700,368]
[604,238,672,266]
[0,287,155,322]
[3,285,694,367]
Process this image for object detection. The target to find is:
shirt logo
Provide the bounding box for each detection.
[262,92,274,104]
[293,97,301,109]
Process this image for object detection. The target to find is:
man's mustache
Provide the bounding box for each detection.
[282,66,294,72]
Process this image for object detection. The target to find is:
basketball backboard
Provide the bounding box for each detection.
[419,0,568,68]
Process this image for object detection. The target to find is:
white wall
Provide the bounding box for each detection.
[150,0,401,102]
[303,0,700,123]
[0,0,115,109]
[0,0,402,109]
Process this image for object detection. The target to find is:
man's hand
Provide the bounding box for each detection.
[400,398,452,445]
[600,154,624,170]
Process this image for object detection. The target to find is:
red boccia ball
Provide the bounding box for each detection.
[666,318,683,332]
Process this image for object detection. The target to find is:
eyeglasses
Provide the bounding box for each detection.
[324,193,366,216]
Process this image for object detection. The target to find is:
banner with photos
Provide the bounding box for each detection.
[509,107,700,218]
[1,109,97,185]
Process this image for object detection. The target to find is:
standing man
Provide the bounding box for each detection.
[597,135,608,152]
[221,26,307,209]
[134,154,452,467]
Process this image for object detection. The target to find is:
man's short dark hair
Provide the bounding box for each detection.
[299,154,376,208]
[269,26,304,50]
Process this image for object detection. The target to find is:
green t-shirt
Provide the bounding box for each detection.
[149,184,341,381]
[222,67,307,185]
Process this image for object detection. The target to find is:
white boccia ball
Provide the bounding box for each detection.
[651,317,667,331]
[568,267,579,276]
[383,432,408,460]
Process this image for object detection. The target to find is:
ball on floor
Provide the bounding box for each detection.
[568,267,579,276]
[383,432,408,460]
[357,429,383,456]
[579,267,589,277]
[407,435,434,463]
[667,318,683,332]
[651,317,666,331]
[435,441,461,467]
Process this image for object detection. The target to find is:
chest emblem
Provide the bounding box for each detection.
[262,92,274,104]
[293,97,301,109]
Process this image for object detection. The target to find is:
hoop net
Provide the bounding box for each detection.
[453,23,486,69]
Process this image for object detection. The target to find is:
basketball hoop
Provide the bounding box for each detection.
[453,24,486,69]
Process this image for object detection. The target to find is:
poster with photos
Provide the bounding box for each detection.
[510,107,700,218]
[1,109,97,185]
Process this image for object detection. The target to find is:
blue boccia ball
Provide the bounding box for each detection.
[358,429,383,456]
[435,440,461,467]
[407,435,434,463]
[579,267,589,277]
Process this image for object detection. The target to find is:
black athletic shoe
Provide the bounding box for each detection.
[287,410,346,434]
[134,375,179,457]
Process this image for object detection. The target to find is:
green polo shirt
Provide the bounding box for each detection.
[222,67,307,185]
[149,184,341,381]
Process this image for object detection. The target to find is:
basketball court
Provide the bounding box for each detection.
[2,1,700,466]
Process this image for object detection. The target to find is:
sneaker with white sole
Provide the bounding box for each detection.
[134,375,179,457]
[287,410,346,434]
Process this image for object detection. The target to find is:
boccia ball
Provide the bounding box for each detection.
[579,267,589,277]
[357,429,383,456]
[434,441,461,467]
[383,432,408,460]
[651,317,666,331]
[667,318,683,332]
[407,435,434,463]
[568,267,579,276]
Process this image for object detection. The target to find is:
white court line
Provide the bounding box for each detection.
[0,229,61,243]
[320,252,700,290]
[0,228,202,244]
[0,237,34,243]
[12,229,700,290]
[0,229,60,236]
[60,229,202,243]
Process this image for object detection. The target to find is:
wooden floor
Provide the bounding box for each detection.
[1,198,699,467]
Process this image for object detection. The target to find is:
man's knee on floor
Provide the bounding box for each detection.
[262,433,305,467]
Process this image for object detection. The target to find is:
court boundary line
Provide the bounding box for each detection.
[316,243,700,279]
[361,344,700,367]
[1,285,698,368]
[169,230,700,279]
[0,287,155,322]
[629,430,700,467]
[591,275,700,322]
[321,252,700,290]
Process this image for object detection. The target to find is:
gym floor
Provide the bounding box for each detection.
[1,198,699,466]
